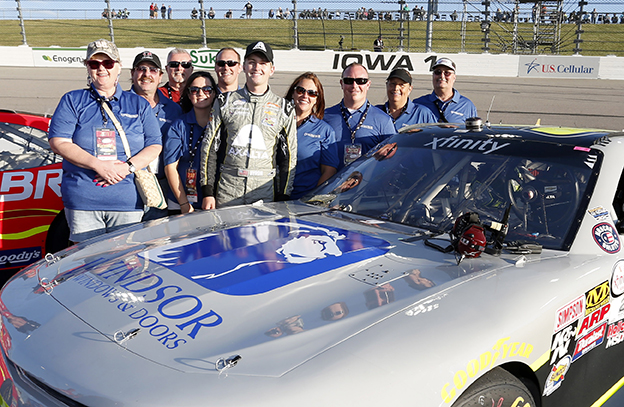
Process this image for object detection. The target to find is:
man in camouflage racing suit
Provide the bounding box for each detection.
[200,41,297,208]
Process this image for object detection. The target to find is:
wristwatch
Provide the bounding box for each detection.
[126,160,136,174]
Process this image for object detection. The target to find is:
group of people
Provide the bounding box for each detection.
[149,3,172,19]
[48,39,476,244]
[101,8,130,19]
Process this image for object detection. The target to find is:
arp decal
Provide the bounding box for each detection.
[576,304,610,339]
[611,260,624,297]
[585,280,610,315]
[572,322,606,362]
[592,222,620,254]
[554,294,585,333]
[142,219,390,295]
[606,320,624,349]
[441,337,534,404]
[543,355,571,397]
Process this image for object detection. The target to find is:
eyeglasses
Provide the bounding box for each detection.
[342,77,369,85]
[433,69,454,76]
[85,59,116,70]
[167,61,193,69]
[215,60,239,67]
[189,86,214,95]
[135,65,160,74]
[294,86,318,98]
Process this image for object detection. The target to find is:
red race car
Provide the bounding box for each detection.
[0,110,68,279]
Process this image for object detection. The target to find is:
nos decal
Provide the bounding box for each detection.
[141,219,390,295]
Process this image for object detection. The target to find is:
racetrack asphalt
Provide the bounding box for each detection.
[1,66,623,131]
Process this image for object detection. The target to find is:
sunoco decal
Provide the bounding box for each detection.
[143,219,390,295]
[543,355,571,396]
[592,223,620,254]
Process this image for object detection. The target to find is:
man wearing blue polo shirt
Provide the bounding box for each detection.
[324,62,395,171]
[129,50,183,220]
[376,68,436,131]
[414,57,478,123]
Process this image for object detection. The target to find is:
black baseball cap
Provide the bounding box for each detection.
[386,68,412,85]
[132,51,162,70]
[244,41,274,64]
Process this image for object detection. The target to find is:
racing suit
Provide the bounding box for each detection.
[200,86,297,207]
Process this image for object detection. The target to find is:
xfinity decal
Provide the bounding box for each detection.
[143,219,390,295]
[592,223,620,254]
[423,136,510,155]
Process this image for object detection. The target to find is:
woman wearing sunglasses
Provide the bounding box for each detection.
[47,39,162,243]
[164,71,218,214]
[285,72,339,199]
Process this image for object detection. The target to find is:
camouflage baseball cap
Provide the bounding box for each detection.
[86,39,121,62]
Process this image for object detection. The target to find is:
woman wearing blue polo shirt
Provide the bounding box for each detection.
[285,72,339,199]
[164,71,217,214]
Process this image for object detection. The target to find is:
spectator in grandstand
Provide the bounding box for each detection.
[324,63,394,171]
[208,7,216,19]
[414,57,477,123]
[591,8,597,23]
[159,48,194,104]
[214,47,242,94]
[285,72,338,199]
[191,8,198,19]
[376,69,435,131]
[245,1,253,18]
[129,50,183,220]
[48,39,161,242]
[373,35,384,52]
[160,4,166,19]
[269,9,275,18]
[164,71,218,214]
[199,41,297,208]
[225,9,233,18]
[168,5,172,19]
[450,10,458,21]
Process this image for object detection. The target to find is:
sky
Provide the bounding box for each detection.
[1,0,620,20]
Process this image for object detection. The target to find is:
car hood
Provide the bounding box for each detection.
[1,202,563,378]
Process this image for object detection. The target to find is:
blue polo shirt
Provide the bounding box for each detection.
[163,110,206,209]
[375,101,437,131]
[49,84,162,212]
[292,115,339,199]
[324,100,395,171]
[413,89,477,123]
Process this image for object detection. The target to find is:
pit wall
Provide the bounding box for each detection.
[2,45,623,80]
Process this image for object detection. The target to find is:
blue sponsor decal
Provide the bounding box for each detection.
[0,246,41,269]
[593,222,620,254]
[142,218,390,295]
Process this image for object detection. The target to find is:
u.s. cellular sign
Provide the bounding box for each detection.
[519,56,599,79]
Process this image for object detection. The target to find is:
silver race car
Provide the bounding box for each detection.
[1,121,624,407]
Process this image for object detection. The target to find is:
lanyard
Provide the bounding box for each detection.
[383,102,408,124]
[187,124,206,165]
[340,101,370,144]
[434,99,449,123]
[89,87,115,125]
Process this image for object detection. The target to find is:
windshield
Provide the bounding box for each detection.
[303,133,601,250]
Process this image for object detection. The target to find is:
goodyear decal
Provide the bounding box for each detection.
[441,337,534,404]
[592,223,620,254]
[585,280,610,315]
[142,219,390,295]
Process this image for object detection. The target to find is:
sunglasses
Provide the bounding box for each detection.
[135,65,160,74]
[168,61,193,69]
[216,60,239,67]
[86,59,116,70]
[294,86,318,98]
[189,86,214,95]
[433,69,454,76]
[342,77,369,85]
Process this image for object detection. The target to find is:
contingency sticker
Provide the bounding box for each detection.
[593,223,620,254]
[141,218,390,296]
[543,355,572,396]
[588,206,610,222]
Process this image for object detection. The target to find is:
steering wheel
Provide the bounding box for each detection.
[507,162,580,236]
